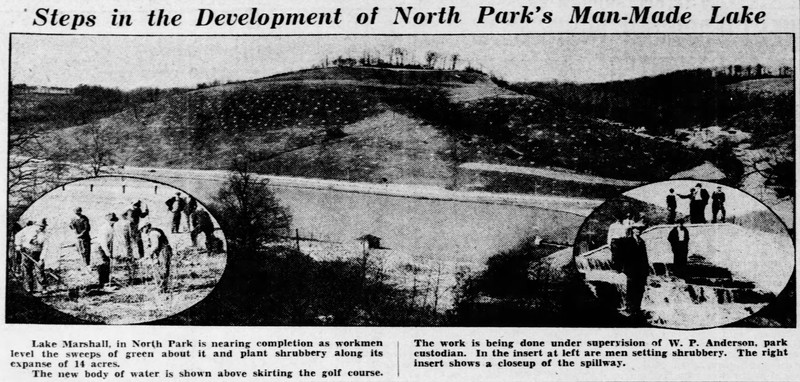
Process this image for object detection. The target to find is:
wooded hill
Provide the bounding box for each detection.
[510,69,794,145]
[16,65,779,194]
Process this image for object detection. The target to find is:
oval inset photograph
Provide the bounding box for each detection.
[573,180,794,329]
[10,177,227,324]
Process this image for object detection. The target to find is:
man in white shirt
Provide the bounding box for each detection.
[97,213,117,288]
[607,216,628,272]
[622,212,641,230]
[607,216,627,245]
[14,219,48,293]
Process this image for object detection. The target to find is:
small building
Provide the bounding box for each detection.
[356,234,382,250]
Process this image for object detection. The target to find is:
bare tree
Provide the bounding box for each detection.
[391,47,407,66]
[8,126,75,211]
[451,54,460,70]
[81,122,115,177]
[425,51,439,69]
[744,148,794,198]
[211,156,292,254]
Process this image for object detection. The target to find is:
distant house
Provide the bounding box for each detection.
[356,234,383,250]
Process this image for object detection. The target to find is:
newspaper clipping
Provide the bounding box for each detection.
[2,0,798,380]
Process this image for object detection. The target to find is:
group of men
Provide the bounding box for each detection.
[90,202,175,293]
[666,183,726,224]
[166,192,217,251]
[11,193,217,296]
[605,211,697,318]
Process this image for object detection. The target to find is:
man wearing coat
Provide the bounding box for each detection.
[130,200,149,258]
[680,183,710,223]
[165,192,186,233]
[666,188,677,224]
[711,186,726,223]
[190,207,216,252]
[14,219,48,294]
[667,218,690,277]
[142,223,173,293]
[622,226,650,317]
[697,183,710,223]
[97,213,117,288]
[70,207,91,266]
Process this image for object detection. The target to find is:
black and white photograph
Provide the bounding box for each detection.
[7,177,226,324]
[574,180,794,329]
[8,34,794,326]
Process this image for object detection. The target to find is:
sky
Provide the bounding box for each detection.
[624,180,770,217]
[11,34,793,89]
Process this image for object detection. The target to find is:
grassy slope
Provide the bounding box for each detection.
[725,78,793,96]
[39,67,702,190]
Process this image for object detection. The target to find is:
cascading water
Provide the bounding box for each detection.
[575,223,790,329]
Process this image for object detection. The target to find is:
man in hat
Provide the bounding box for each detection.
[667,218,690,277]
[14,219,48,294]
[666,188,677,224]
[711,186,726,223]
[165,192,186,233]
[184,196,198,232]
[621,226,650,317]
[69,207,91,266]
[114,210,136,284]
[679,183,710,224]
[697,183,710,223]
[130,200,149,258]
[141,223,173,293]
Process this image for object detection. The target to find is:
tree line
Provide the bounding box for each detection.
[509,67,794,137]
[314,48,482,72]
[10,83,189,130]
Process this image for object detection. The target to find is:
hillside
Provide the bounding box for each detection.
[510,69,794,137]
[251,66,494,86]
[725,78,793,96]
[35,66,702,192]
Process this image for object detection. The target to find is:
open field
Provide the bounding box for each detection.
[14,177,227,324]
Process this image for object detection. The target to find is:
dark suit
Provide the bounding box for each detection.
[165,196,186,233]
[190,210,215,251]
[698,188,710,223]
[681,188,708,223]
[667,226,690,276]
[622,236,649,314]
[711,191,726,223]
[70,214,91,265]
[666,194,677,224]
